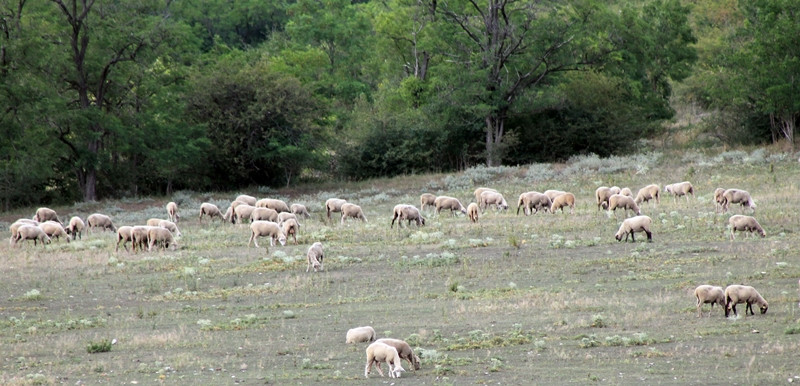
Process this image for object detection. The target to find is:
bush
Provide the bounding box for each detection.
[86,339,112,354]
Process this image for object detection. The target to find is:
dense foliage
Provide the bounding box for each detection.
[0,0,795,207]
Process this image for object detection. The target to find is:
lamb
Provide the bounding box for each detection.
[277,212,300,226]
[256,198,290,213]
[115,226,134,252]
[614,215,653,242]
[66,216,85,240]
[480,190,509,212]
[517,191,551,215]
[38,221,71,243]
[131,226,154,253]
[724,285,768,317]
[325,198,348,220]
[248,220,287,247]
[234,194,257,206]
[290,203,311,218]
[619,187,633,197]
[346,326,377,343]
[148,226,178,251]
[634,184,660,206]
[550,192,576,214]
[434,196,468,216]
[595,187,614,210]
[391,204,426,228]
[282,218,300,244]
[665,181,694,202]
[250,207,279,222]
[86,213,117,233]
[728,215,766,240]
[473,187,497,204]
[607,194,641,217]
[419,193,437,211]
[365,342,406,379]
[713,188,726,212]
[9,219,39,244]
[233,204,258,224]
[376,338,421,372]
[166,201,180,222]
[33,207,62,224]
[340,203,367,223]
[199,203,224,222]
[467,202,479,223]
[694,285,726,317]
[721,189,756,212]
[306,241,324,272]
[13,225,51,247]
[543,190,566,202]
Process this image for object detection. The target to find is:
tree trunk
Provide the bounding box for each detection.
[484,113,505,166]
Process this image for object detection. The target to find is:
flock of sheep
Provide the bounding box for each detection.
[5,181,772,378]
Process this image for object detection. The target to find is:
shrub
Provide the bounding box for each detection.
[86,339,112,354]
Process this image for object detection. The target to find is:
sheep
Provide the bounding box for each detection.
[607,194,641,217]
[199,203,224,222]
[721,189,756,212]
[325,198,348,220]
[728,215,766,240]
[66,216,85,240]
[609,186,621,195]
[517,191,551,215]
[467,202,479,223]
[595,187,614,210]
[340,203,367,224]
[376,338,421,372]
[250,207,279,222]
[550,192,576,214]
[434,196,468,216]
[391,204,425,228]
[665,181,694,202]
[13,225,51,247]
[634,184,660,206]
[473,187,497,204]
[248,221,286,247]
[86,213,117,233]
[614,215,652,242]
[223,201,248,223]
[131,226,154,253]
[166,201,179,222]
[619,187,633,198]
[346,326,377,343]
[38,221,71,243]
[290,203,311,218]
[144,219,181,238]
[419,193,437,212]
[115,226,134,252]
[713,188,726,212]
[543,190,566,202]
[480,190,509,212]
[365,342,406,379]
[33,207,62,224]
[306,241,324,272]
[724,285,768,317]
[256,198,290,213]
[234,194,257,206]
[148,226,178,251]
[277,212,300,226]
[9,219,39,244]
[282,218,300,244]
[694,285,726,317]
[233,204,257,224]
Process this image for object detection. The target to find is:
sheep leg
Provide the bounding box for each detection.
[645,230,652,242]
[746,302,754,316]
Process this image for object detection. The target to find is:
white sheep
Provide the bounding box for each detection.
[33,207,62,224]
[325,198,348,220]
[550,192,576,214]
[248,220,286,247]
[614,215,653,242]
[473,187,497,204]
[619,187,633,197]
[419,193,437,212]
[250,207,279,222]
[724,285,768,317]
[131,225,155,253]
[376,338,421,372]
[234,194,257,206]
[467,202,479,223]
[115,226,134,252]
[694,285,726,317]
[665,181,694,202]
[277,212,300,226]
[365,342,406,379]
[223,201,248,223]
[480,190,509,212]
[306,242,324,272]
[595,187,614,210]
[340,203,367,224]
[282,218,299,244]
[346,326,377,343]
[728,215,766,240]
[144,219,181,238]
[517,191,551,215]
[543,190,567,202]
[66,216,85,240]
[166,201,180,222]
[38,221,71,243]
[233,204,258,224]
[634,184,660,206]
[148,227,178,251]
[434,196,468,216]
[86,213,117,233]
[13,225,51,247]
[391,204,426,228]
[256,198,290,213]
[9,219,39,244]
[713,188,726,212]
[721,189,756,212]
[199,203,224,222]
[607,194,641,217]
[290,203,311,218]
[609,186,621,195]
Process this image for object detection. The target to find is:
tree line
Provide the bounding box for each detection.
[0,0,796,208]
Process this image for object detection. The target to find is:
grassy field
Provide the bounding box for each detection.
[2,149,800,385]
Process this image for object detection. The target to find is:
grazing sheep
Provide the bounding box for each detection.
[33,207,62,224]
[721,189,756,212]
[728,215,766,240]
[131,226,156,253]
[115,226,134,252]
[223,201,247,223]
[550,192,576,214]
[256,198,290,213]
[376,338,421,372]
[148,227,177,251]
[713,188,726,212]
[473,187,497,204]
[620,187,633,198]
[665,181,694,202]
[609,186,621,195]
[86,213,117,233]
[290,203,311,218]
[420,193,437,211]
[277,212,300,226]
[250,207,279,222]
[634,184,660,206]
[595,187,614,210]
[391,205,426,228]
[199,203,224,222]
[157,220,182,238]
[346,326,377,344]
[340,203,367,224]
[166,201,180,222]
[9,219,39,244]
[282,218,299,245]
[480,190,509,212]
[306,242,324,272]
[234,194,257,206]
[325,198,348,220]
[233,204,257,224]
[614,215,653,242]
[694,285,726,317]
[607,194,641,217]
[467,202,479,223]
[38,221,71,243]
[434,196,468,216]
[13,225,51,247]
[365,342,406,379]
[724,285,768,317]
[66,216,85,240]
[248,221,286,247]
[517,191,551,215]
[543,190,567,202]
